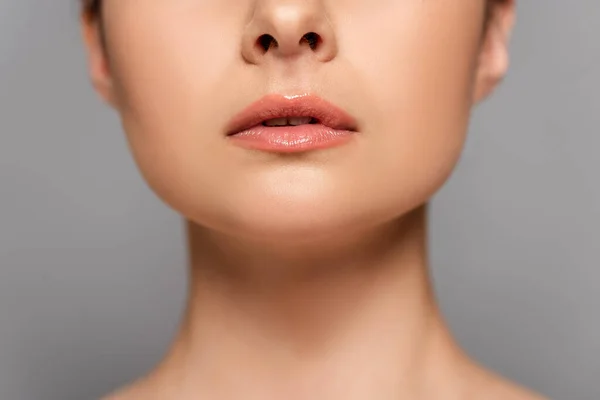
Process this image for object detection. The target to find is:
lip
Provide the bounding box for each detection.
[225,93,358,153]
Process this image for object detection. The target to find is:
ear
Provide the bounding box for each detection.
[80,13,118,107]
[472,0,516,103]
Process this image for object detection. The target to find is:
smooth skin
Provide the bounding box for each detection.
[81,0,547,399]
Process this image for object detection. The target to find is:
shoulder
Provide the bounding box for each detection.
[488,383,549,400]
[101,377,162,400]
[101,386,137,400]
[467,364,549,400]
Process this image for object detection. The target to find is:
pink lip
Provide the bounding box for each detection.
[225,93,358,153]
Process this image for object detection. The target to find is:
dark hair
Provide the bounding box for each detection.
[82,0,101,19]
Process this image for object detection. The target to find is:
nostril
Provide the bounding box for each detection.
[257,34,277,52]
[301,32,320,50]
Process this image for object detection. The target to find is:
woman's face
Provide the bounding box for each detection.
[83,0,513,241]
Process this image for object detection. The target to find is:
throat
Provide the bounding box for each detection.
[157,209,457,399]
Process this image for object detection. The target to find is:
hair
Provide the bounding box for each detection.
[83,0,100,16]
[82,0,101,19]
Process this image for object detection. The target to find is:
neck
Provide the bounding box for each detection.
[154,205,471,399]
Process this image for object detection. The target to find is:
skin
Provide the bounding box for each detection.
[81,0,548,399]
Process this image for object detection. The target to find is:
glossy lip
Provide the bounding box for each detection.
[225,93,359,137]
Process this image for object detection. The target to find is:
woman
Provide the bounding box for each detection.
[80,0,547,399]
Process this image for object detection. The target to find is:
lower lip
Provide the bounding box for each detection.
[227,124,355,153]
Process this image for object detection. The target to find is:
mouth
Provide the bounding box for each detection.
[224,94,358,153]
[225,93,358,136]
[258,116,320,127]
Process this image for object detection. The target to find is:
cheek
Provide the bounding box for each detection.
[338,4,481,213]
[107,8,247,225]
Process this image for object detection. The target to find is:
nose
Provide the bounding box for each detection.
[241,0,338,64]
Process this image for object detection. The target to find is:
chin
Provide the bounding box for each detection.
[203,199,365,243]
[144,146,454,245]
[182,185,426,248]
[226,209,366,243]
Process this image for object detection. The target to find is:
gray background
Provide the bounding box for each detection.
[0,1,598,399]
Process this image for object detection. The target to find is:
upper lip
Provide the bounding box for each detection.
[225,93,358,136]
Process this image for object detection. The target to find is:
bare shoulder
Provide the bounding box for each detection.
[101,377,163,400]
[488,381,549,400]
[101,385,143,400]
[468,363,549,400]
